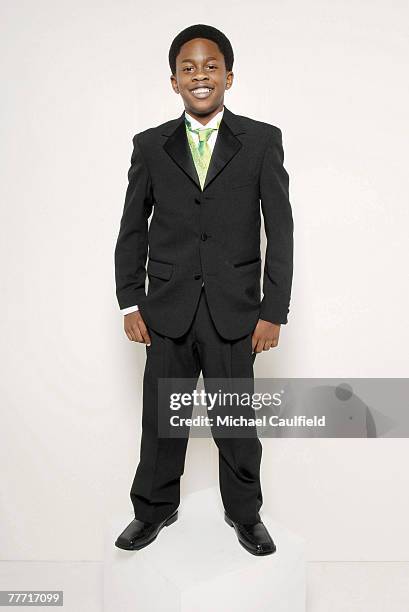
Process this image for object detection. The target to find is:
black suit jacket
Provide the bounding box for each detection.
[114,105,293,340]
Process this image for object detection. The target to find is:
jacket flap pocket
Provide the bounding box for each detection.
[147,259,174,280]
[233,256,261,268]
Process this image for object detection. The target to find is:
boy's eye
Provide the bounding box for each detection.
[183,65,218,72]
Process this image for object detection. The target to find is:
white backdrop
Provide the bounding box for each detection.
[1,0,408,569]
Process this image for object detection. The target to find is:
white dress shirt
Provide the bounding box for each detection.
[121,106,225,316]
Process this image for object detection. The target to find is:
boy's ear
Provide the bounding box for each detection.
[170,75,179,93]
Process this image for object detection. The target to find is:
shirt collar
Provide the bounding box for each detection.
[184,106,224,131]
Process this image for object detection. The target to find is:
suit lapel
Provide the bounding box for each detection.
[162,105,246,191]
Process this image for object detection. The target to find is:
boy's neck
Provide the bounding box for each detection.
[184,104,224,126]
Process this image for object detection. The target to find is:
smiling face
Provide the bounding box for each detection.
[170,37,233,124]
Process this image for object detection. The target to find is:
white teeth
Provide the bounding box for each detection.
[192,88,212,93]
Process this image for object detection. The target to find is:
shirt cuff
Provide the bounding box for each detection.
[120,305,139,315]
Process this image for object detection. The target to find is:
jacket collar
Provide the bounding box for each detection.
[162,105,246,191]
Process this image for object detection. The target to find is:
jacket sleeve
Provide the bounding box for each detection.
[114,134,154,310]
[259,127,294,324]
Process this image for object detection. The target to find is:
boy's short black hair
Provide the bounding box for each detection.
[168,24,234,75]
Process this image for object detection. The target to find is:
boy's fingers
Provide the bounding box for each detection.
[138,321,151,346]
[125,325,136,342]
[254,338,264,354]
[133,327,144,343]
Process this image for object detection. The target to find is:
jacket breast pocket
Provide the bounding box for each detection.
[147,259,174,280]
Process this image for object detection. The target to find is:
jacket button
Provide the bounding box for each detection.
[194,274,202,280]
[194,197,201,205]
[201,232,208,241]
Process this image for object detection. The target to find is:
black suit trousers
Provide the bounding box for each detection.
[130,286,263,524]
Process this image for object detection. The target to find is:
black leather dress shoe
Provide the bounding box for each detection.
[224,512,276,556]
[115,510,178,551]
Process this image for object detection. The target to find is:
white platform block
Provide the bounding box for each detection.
[104,486,306,612]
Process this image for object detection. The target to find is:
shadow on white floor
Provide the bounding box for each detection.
[104,486,306,612]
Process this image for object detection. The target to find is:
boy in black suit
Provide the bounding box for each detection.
[114,24,293,556]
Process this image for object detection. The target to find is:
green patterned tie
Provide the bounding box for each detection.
[185,118,220,190]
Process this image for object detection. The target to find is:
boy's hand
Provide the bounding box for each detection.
[124,311,151,346]
[252,319,281,353]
